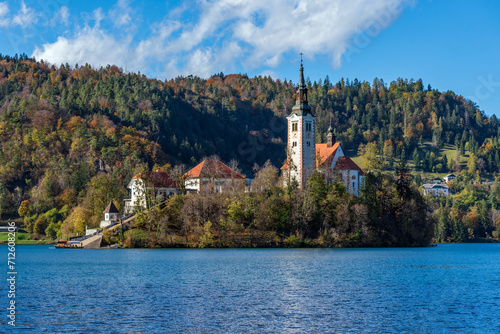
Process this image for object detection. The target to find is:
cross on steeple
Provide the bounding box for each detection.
[300,52,303,63]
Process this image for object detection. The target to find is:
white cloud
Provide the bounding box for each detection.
[228,0,407,68]
[12,0,37,27]
[51,6,69,26]
[31,0,410,79]
[109,0,133,28]
[260,70,278,79]
[93,8,104,28]
[32,26,133,70]
[0,2,9,27]
[152,0,409,72]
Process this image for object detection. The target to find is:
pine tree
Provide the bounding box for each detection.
[413,148,419,168]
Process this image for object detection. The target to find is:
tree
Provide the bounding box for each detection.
[33,215,48,235]
[83,173,126,219]
[18,200,31,218]
[442,154,448,173]
[412,148,420,168]
[285,148,299,194]
[45,223,59,239]
[468,154,478,175]
[357,143,366,156]
[307,170,327,204]
[170,164,189,195]
[382,140,394,168]
[13,186,22,211]
[362,142,382,172]
[395,159,411,199]
[252,160,279,193]
[0,183,9,219]
[199,221,214,248]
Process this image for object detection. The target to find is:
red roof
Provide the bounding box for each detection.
[280,143,364,175]
[334,156,364,175]
[315,143,340,168]
[185,160,245,179]
[132,171,179,188]
[280,143,340,170]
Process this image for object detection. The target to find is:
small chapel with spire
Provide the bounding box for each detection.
[282,57,364,196]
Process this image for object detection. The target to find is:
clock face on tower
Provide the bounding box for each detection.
[292,132,298,139]
[306,132,311,139]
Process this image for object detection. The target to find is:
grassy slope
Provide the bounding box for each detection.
[0,232,55,244]
[346,140,478,180]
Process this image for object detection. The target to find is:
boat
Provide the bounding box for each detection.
[55,240,82,248]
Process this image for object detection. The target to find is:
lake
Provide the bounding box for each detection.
[2,244,500,333]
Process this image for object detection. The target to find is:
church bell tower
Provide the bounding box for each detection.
[286,57,316,188]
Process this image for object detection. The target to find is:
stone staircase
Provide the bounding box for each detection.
[80,234,103,249]
[78,210,144,248]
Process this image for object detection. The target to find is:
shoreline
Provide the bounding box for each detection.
[1,240,498,247]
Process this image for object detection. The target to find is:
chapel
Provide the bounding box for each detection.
[281,59,364,196]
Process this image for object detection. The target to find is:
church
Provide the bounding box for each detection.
[281,59,364,196]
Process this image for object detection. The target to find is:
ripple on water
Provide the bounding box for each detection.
[5,244,500,333]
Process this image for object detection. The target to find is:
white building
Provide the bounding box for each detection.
[100,201,119,228]
[430,177,442,184]
[124,171,179,213]
[184,159,245,193]
[423,184,450,196]
[443,174,456,183]
[281,60,364,196]
[282,59,316,188]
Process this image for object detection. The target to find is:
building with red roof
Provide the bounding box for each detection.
[124,171,180,213]
[282,125,364,196]
[184,159,245,193]
[281,60,364,196]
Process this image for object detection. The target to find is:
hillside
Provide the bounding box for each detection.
[1,54,499,244]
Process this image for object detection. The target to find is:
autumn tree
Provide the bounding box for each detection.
[252,160,279,193]
[362,142,382,172]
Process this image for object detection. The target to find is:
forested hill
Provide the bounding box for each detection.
[1,53,499,219]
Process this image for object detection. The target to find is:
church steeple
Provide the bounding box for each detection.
[292,54,311,115]
[285,55,316,189]
[327,125,336,148]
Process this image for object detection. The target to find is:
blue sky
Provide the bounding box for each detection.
[1,0,499,116]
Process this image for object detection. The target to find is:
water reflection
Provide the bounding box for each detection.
[6,244,500,333]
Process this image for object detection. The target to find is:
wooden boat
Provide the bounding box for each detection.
[55,240,82,248]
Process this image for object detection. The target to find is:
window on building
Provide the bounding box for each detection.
[352,175,356,180]
[306,141,310,147]
[306,122,312,131]
[292,122,298,131]
[292,142,297,147]
[353,182,355,189]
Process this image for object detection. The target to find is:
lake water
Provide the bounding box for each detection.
[2,244,500,333]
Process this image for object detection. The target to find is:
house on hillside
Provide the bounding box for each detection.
[124,171,179,213]
[185,159,245,193]
[423,183,450,196]
[430,177,442,184]
[443,174,456,183]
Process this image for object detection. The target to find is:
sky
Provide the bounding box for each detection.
[1,0,499,116]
